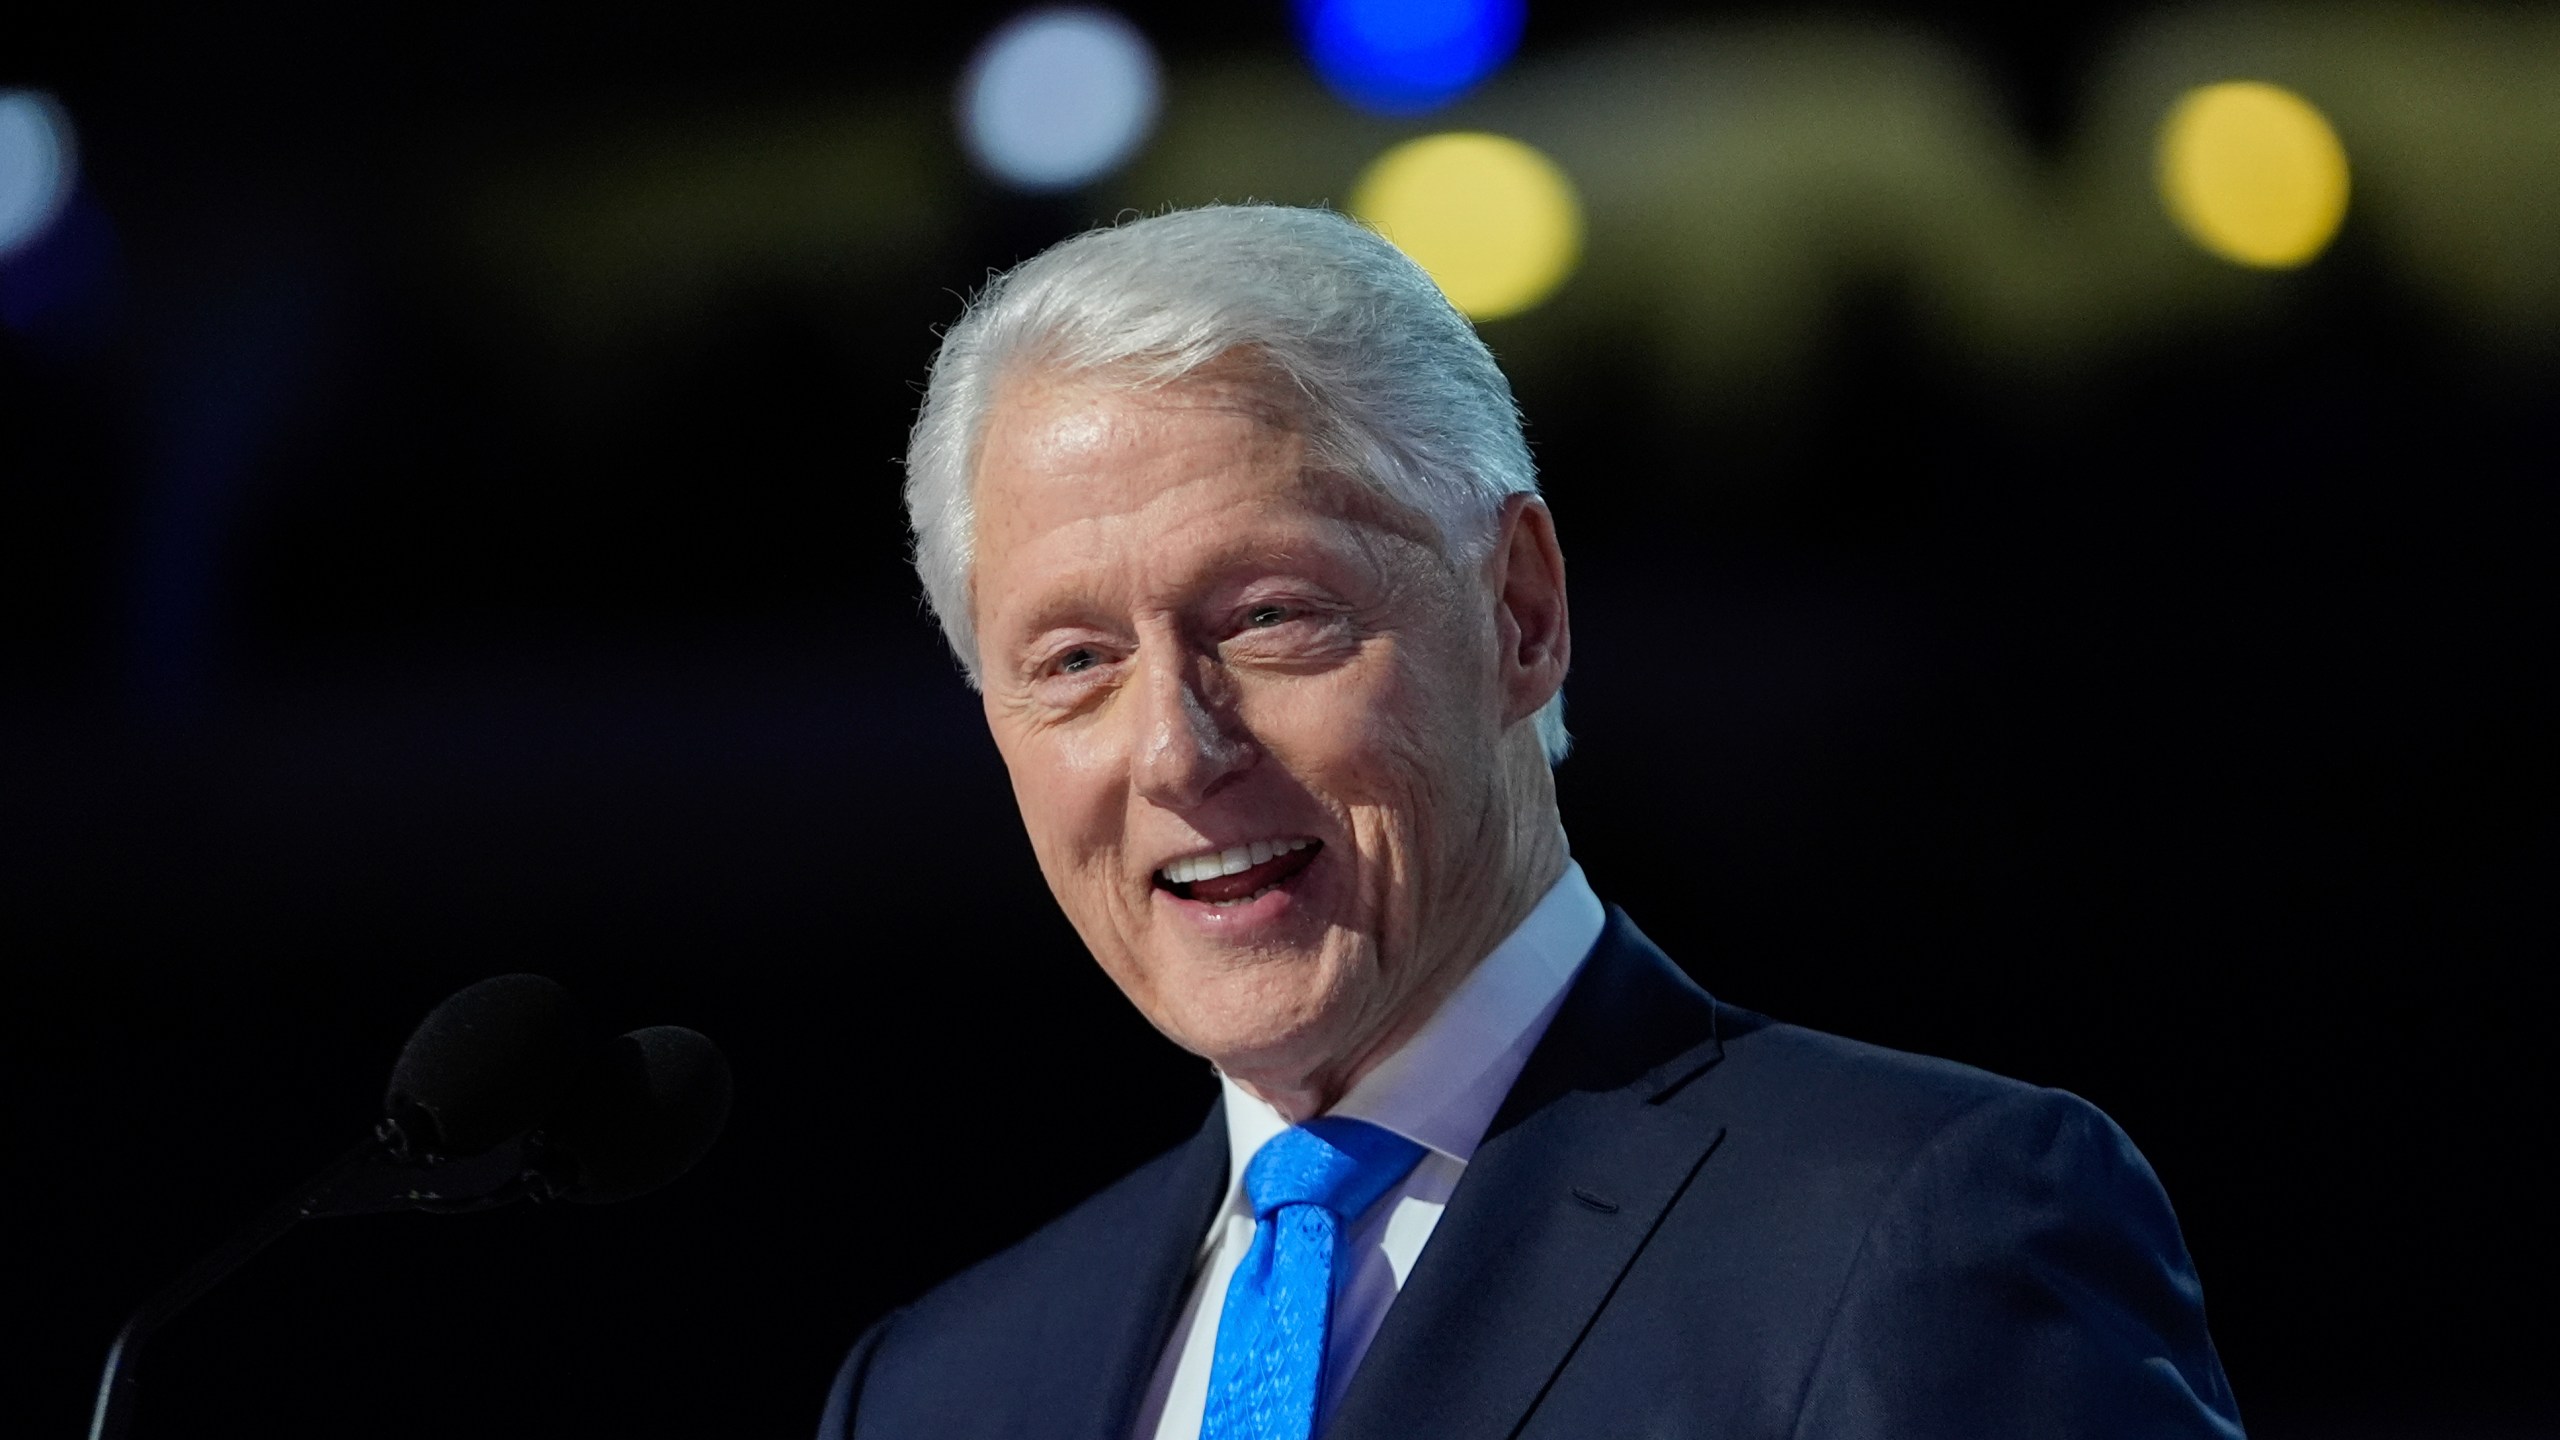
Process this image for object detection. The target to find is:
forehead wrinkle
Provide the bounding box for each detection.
[986,358,1302,469]
[979,393,1300,546]
[973,370,1462,669]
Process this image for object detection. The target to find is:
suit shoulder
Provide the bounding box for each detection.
[892,1125,1214,1340]
[1596,910,2087,1156]
[1670,1010,2191,1336]
[1708,1006,2104,1171]
[860,1112,1218,1393]
[830,1122,1221,1437]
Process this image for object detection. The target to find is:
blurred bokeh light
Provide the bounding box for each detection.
[0,89,76,259]
[959,7,1162,192]
[1350,131,1581,320]
[1296,0,1527,114]
[2157,80,2351,269]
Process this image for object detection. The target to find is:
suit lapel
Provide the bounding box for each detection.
[1040,1100,1229,1440]
[1324,909,1729,1440]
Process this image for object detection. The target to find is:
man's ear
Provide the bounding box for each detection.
[1487,493,1570,727]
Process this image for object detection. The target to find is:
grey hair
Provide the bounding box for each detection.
[904,203,1568,763]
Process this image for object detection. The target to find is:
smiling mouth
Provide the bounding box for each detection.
[1156,839,1323,906]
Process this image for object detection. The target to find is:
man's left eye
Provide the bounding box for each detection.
[1245,605,1292,628]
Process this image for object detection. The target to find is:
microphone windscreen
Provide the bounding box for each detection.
[548,1026,733,1205]
[384,974,588,1158]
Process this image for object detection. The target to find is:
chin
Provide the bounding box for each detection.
[1148,948,1360,1081]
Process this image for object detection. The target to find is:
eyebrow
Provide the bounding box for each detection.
[998,528,1361,658]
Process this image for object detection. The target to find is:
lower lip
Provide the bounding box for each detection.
[1155,851,1322,934]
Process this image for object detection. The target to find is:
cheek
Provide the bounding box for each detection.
[994,722,1131,883]
[1295,641,1485,800]
[1316,642,1501,900]
[1251,659,1477,927]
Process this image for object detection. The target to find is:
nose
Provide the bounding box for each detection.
[1130,645,1254,812]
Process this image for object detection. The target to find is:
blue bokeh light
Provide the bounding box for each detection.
[960,8,1162,192]
[1296,0,1527,115]
[0,89,78,259]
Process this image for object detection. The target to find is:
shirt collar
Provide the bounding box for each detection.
[1212,859,1605,1218]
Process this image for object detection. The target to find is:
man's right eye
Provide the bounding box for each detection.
[1055,647,1099,675]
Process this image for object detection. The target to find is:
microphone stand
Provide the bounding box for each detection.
[86,1124,558,1440]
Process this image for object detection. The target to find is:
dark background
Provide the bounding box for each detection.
[4,3,2552,1438]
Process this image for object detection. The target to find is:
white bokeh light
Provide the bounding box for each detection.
[959,8,1161,192]
[0,90,77,259]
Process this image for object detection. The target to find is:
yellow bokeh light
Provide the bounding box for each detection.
[1350,132,1583,321]
[2156,80,2351,269]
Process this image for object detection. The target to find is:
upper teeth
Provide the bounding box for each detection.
[1161,838,1315,886]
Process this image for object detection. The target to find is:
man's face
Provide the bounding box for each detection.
[969,364,1527,1101]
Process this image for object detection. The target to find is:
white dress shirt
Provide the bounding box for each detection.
[1132,861,1606,1440]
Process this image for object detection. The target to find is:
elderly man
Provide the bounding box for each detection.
[820,205,2240,1440]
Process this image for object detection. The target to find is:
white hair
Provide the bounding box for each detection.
[904,203,1569,763]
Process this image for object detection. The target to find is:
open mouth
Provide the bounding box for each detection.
[1155,838,1322,907]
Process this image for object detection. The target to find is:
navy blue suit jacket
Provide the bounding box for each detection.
[821,908,2242,1438]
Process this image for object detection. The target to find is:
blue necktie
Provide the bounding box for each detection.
[1200,1117,1426,1440]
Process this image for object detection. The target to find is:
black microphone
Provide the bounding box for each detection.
[87,977,731,1440]
[384,1024,737,1212]
[383,972,588,1160]
[544,1025,735,1204]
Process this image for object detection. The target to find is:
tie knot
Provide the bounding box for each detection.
[1243,1116,1425,1222]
